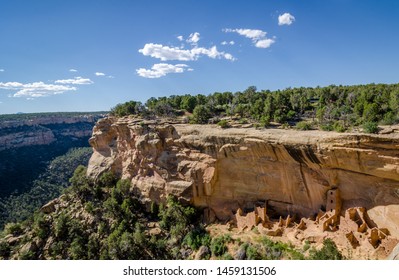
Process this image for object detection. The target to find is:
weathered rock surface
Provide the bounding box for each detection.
[87,117,399,238]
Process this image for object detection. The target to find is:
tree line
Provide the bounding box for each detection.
[110,83,399,133]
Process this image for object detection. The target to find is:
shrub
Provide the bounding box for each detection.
[309,238,344,260]
[85,202,95,214]
[183,227,211,250]
[260,116,270,127]
[4,222,23,236]
[363,121,379,134]
[382,111,396,125]
[150,201,159,217]
[116,179,131,196]
[69,236,87,260]
[69,165,89,189]
[295,121,312,130]
[217,119,230,128]
[191,105,212,124]
[158,196,196,240]
[54,213,69,240]
[333,120,346,132]
[110,101,146,117]
[98,171,117,188]
[222,252,234,260]
[238,118,248,124]
[87,234,100,259]
[33,212,50,239]
[320,122,333,131]
[246,244,261,260]
[210,234,231,256]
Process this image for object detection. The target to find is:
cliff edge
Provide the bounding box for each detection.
[87,116,399,240]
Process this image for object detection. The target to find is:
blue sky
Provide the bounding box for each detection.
[1,0,399,114]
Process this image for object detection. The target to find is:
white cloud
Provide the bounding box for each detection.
[0,81,76,98]
[255,39,275,48]
[187,32,200,44]
[107,75,114,78]
[55,76,93,85]
[69,69,78,72]
[95,72,105,76]
[278,13,295,26]
[224,28,266,41]
[138,43,235,61]
[139,44,193,61]
[0,69,4,72]
[223,28,275,48]
[221,41,235,45]
[136,63,190,78]
[177,35,184,41]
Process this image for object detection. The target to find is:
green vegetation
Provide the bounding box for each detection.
[210,234,231,256]
[0,168,208,260]
[0,147,92,228]
[362,121,379,134]
[0,165,348,260]
[295,121,312,130]
[217,119,230,128]
[309,238,345,260]
[109,83,399,130]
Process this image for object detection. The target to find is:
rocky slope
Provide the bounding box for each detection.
[88,116,399,242]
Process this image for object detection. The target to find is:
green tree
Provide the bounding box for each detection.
[191,105,212,124]
[180,95,197,113]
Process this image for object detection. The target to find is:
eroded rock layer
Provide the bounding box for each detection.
[87,117,399,238]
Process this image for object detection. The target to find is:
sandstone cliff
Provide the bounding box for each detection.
[87,117,399,239]
[0,114,103,151]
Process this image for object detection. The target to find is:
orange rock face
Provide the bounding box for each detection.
[87,117,399,239]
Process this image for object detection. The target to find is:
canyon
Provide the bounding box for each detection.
[0,114,103,151]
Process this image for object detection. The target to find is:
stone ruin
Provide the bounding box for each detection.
[233,188,399,257]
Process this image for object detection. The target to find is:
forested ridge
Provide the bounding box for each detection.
[111,83,399,133]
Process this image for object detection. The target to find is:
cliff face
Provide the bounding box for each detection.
[0,115,102,151]
[87,117,399,238]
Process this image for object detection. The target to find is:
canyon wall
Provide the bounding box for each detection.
[87,117,399,237]
[0,114,103,151]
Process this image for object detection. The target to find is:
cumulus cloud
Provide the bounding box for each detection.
[69,69,78,72]
[139,44,192,61]
[0,69,4,72]
[255,39,275,48]
[136,63,190,78]
[223,28,275,48]
[55,76,93,85]
[278,13,295,26]
[138,43,235,61]
[221,41,235,45]
[177,35,184,41]
[0,81,77,98]
[95,72,105,76]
